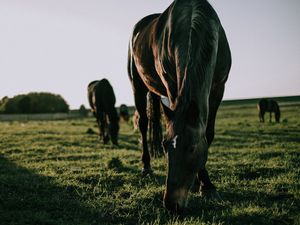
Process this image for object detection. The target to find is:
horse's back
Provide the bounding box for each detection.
[130,0,231,102]
[269,99,279,112]
[88,79,116,113]
[258,99,279,112]
[129,13,167,97]
[132,14,160,37]
[258,99,267,107]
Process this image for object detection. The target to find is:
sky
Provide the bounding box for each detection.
[0,0,299,109]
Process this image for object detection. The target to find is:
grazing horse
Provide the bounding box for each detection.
[88,79,119,145]
[257,99,280,122]
[119,104,130,122]
[128,0,231,212]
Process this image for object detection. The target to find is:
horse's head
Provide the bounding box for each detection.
[271,100,281,123]
[163,101,208,212]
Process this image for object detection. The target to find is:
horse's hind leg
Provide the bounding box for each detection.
[258,111,263,122]
[95,111,104,141]
[136,89,152,175]
[129,63,152,175]
[108,107,119,146]
[102,113,110,144]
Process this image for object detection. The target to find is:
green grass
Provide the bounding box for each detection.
[0,101,299,225]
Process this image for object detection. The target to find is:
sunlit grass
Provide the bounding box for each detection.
[0,102,299,224]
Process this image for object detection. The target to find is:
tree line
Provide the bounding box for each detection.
[0,92,69,114]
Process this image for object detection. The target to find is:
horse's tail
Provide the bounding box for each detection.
[147,92,163,157]
[171,1,220,131]
[146,92,154,156]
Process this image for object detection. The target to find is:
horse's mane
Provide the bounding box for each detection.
[161,0,220,132]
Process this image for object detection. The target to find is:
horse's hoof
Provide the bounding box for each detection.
[141,168,153,176]
[200,189,222,202]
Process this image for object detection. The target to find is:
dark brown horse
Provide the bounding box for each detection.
[128,0,231,212]
[119,104,130,122]
[257,99,280,122]
[88,79,119,145]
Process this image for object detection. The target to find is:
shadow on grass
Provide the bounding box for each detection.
[1,155,298,225]
[0,156,140,225]
[105,156,166,186]
[117,133,140,151]
[233,166,286,180]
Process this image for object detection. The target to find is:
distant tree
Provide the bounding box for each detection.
[18,96,32,113]
[0,92,69,114]
[79,104,88,117]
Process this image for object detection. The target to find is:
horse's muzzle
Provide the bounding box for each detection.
[163,189,187,213]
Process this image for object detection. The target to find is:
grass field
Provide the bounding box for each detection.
[0,100,299,225]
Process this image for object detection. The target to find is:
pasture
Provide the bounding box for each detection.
[0,100,299,225]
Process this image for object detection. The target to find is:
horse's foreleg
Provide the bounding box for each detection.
[191,83,224,200]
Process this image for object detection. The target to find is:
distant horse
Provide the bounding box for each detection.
[119,104,130,122]
[257,99,280,122]
[88,79,119,145]
[128,0,231,212]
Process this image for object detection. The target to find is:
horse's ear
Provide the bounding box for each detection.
[186,100,199,126]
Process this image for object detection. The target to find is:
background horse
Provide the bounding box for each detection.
[128,0,231,212]
[119,104,130,122]
[257,99,280,122]
[88,79,119,145]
